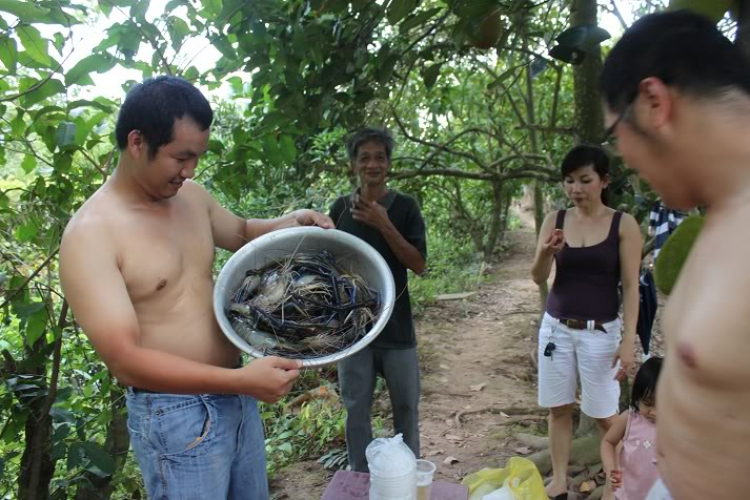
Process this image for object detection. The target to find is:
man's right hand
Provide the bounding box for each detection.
[543,229,565,255]
[240,356,302,403]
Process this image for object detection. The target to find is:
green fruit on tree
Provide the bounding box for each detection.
[667,0,736,23]
[654,215,705,295]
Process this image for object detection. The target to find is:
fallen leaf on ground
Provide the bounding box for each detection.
[425,450,444,457]
[500,412,510,418]
[440,364,450,370]
[580,480,596,493]
[444,456,459,465]
[445,434,463,441]
[513,446,531,455]
[470,383,487,392]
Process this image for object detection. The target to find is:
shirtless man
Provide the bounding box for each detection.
[601,12,750,499]
[59,76,333,499]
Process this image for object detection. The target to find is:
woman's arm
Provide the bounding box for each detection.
[531,211,564,285]
[616,213,644,375]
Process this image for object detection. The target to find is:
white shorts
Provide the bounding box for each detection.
[645,479,673,500]
[537,312,622,418]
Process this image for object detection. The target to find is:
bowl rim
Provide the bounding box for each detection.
[213,226,396,368]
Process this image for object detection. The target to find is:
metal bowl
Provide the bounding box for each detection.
[213,226,395,368]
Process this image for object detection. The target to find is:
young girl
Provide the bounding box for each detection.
[601,356,663,500]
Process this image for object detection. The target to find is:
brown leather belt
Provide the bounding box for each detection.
[558,318,608,333]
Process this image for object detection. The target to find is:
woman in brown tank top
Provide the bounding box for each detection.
[530,145,643,499]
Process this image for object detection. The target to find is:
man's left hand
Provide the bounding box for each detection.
[293,209,334,229]
[351,196,390,232]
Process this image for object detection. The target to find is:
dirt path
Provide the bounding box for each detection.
[270,209,549,498]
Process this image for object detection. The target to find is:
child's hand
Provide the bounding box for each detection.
[607,469,623,490]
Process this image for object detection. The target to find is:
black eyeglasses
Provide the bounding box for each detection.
[601,103,630,150]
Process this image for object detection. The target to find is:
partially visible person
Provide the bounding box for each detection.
[59,76,333,499]
[648,201,686,261]
[601,11,750,500]
[601,356,663,500]
[530,145,642,500]
[329,127,426,472]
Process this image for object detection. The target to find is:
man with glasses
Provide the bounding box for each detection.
[601,11,750,500]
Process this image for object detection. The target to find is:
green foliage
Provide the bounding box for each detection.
[668,0,735,23]
[654,215,705,295]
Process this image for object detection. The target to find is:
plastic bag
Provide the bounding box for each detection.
[482,479,518,500]
[366,433,416,500]
[462,457,547,500]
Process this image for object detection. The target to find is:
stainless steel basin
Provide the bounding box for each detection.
[213,226,395,368]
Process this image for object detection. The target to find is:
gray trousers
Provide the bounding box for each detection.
[338,346,421,472]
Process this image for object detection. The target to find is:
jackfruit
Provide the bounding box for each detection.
[654,215,705,295]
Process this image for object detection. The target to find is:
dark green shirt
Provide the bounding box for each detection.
[329,190,427,349]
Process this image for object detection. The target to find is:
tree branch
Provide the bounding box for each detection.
[0,249,60,310]
[392,111,490,171]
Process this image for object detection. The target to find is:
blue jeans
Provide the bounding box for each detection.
[126,389,269,499]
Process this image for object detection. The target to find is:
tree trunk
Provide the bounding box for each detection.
[523,22,549,306]
[17,347,56,500]
[570,0,607,438]
[483,181,505,262]
[75,384,130,500]
[571,0,604,143]
[736,0,750,62]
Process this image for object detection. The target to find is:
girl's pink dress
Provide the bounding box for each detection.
[616,410,660,500]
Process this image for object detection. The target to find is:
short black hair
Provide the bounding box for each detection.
[347,127,395,163]
[601,11,750,113]
[115,76,213,157]
[560,144,609,180]
[631,356,663,411]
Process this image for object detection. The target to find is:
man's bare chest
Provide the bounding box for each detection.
[117,208,215,303]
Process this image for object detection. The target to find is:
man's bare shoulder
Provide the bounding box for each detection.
[181,179,213,204]
[62,188,117,245]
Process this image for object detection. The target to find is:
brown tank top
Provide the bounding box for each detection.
[546,210,622,321]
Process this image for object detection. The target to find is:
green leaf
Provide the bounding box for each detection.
[50,406,76,424]
[0,0,50,22]
[25,308,47,346]
[80,442,116,476]
[67,99,115,113]
[201,0,222,16]
[130,0,148,19]
[387,0,419,25]
[20,78,65,107]
[15,219,39,242]
[213,36,237,60]
[422,63,441,88]
[55,122,77,148]
[167,17,190,51]
[17,25,50,66]
[65,54,117,86]
[53,32,65,54]
[21,155,36,174]
[376,53,400,84]
[13,301,45,318]
[0,35,18,72]
[399,7,441,34]
[279,135,297,165]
